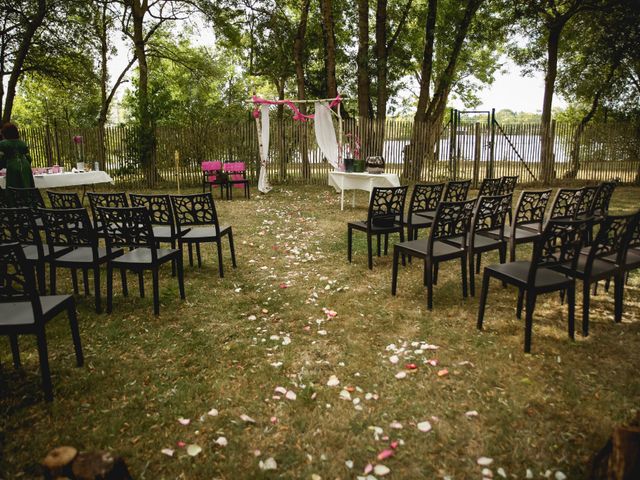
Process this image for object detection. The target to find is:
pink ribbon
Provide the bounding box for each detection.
[252,95,342,122]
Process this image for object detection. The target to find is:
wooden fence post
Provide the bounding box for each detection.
[473,122,481,188]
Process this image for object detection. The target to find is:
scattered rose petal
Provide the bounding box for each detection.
[389,421,403,429]
[259,457,277,470]
[437,369,449,377]
[395,371,407,379]
[270,416,278,424]
[465,410,479,418]
[240,414,256,423]
[207,408,219,417]
[374,464,391,476]
[426,359,438,366]
[339,390,352,401]
[389,355,399,364]
[390,441,399,449]
[178,417,190,425]
[311,474,321,480]
[215,436,228,447]
[377,449,395,461]
[497,467,507,478]
[161,448,174,457]
[187,444,202,457]
[477,457,494,466]
[363,463,373,474]
[176,441,186,448]
[345,460,354,469]
[247,315,257,321]
[482,467,493,477]
[555,472,567,480]
[405,363,417,370]
[417,421,432,432]
[285,390,297,400]
[327,375,340,387]
[526,469,534,479]
[274,386,287,395]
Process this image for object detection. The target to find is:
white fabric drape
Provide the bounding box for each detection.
[257,104,272,193]
[314,101,339,169]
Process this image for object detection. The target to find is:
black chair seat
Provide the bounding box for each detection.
[348,220,403,233]
[0,295,72,327]
[513,227,540,242]
[486,260,572,290]
[111,247,178,266]
[403,212,433,228]
[562,254,620,279]
[603,250,640,269]
[53,246,121,265]
[181,225,232,241]
[23,245,70,261]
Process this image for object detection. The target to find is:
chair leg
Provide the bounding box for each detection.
[71,268,79,294]
[67,302,84,366]
[524,291,536,353]
[516,288,524,319]
[614,273,624,323]
[498,245,507,288]
[177,252,186,300]
[391,247,400,295]
[82,268,90,296]
[216,239,224,277]
[475,253,481,274]
[347,226,353,263]
[582,280,590,337]
[383,233,389,255]
[461,255,468,298]
[509,241,516,262]
[468,252,476,297]
[152,267,160,315]
[367,234,373,270]
[9,334,21,369]
[376,233,381,257]
[196,243,202,268]
[36,263,46,295]
[188,243,194,266]
[50,263,57,295]
[138,271,145,298]
[426,259,434,310]
[568,283,576,340]
[120,268,128,296]
[228,231,237,268]
[170,239,177,277]
[35,327,53,402]
[477,270,490,329]
[433,263,439,285]
[107,265,114,313]
[94,265,102,314]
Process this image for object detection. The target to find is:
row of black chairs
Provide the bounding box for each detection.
[347,180,635,352]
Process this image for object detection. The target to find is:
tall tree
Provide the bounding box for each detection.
[319,0,338,98]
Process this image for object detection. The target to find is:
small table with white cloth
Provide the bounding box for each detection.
[0,170,114,202]
[328,171,401,210]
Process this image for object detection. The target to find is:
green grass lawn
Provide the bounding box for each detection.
[2,184,640,479]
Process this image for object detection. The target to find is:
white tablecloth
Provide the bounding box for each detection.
[0,170,114,189]
[328,171,401,210]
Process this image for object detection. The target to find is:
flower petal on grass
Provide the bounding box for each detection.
[259,457,277,470]
[395,371,407,379]
[437,369,449,377]
[327,375,340,387]
[377,449,395,461]
[285,390,297,400]
[374,464,391,476]
[178,417,190,425]
[417,421,432,432]
[215,436,228,447]
[240,414,256,424]
[161,448,174,457]
[207,408,219,417]
[477,457,494,466]
[186,444,202,457]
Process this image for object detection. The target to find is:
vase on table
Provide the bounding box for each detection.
[353,159,365,172]
[344,158,355,173]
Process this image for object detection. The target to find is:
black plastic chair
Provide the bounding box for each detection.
[87,192,129,237]
[477,219,589,353]
[41,207,124,314]
[47,190,83,209]
[548,188,583,221]
[582,182,617,244]
[169,193,236,277]
[347,186,408,270]
[449,194,512,296]
[443,180,471,202]
[391,198,476,310]
[478,178,501,197]
[0,242,83,402]
[404,183,444,240]
[0,207,71,294]
[509,190,552,262]
[98,206,185,315]
[552,212,640,336]
[223,162,251,200]
[498,175,518,195]
[7,187,46,229]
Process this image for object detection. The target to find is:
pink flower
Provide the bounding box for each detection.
[73,135,83,144]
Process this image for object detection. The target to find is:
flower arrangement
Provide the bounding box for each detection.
[73,135,85,170]
[345,132,361,160]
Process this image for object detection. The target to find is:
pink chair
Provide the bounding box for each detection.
[201,161,226,198]
[222,162,250,199]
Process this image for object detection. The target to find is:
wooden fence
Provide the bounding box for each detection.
[19,117,640,189]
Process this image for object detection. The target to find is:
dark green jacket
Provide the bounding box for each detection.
[0,139,35,189]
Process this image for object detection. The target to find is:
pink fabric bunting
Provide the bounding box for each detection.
[252,95,342,122]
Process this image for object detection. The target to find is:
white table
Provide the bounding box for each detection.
[328,171,401,210]
[0,170,114,190]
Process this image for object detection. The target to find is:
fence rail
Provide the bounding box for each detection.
[18,117,640,189]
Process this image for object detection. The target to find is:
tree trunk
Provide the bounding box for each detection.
[319,0,338,98]
[357,0,371,118]
[129,0,156,187]
[2,0,46,123]
[293,0,311,179]
[565,91,601,179]
[540,24,562,184]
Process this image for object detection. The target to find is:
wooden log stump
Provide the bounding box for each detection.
[591,413,640,480]
[42,447,132,480]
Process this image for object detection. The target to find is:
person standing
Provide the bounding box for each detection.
[0,122,35,188]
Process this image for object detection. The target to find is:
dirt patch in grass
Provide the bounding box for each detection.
[1,185,639,479]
